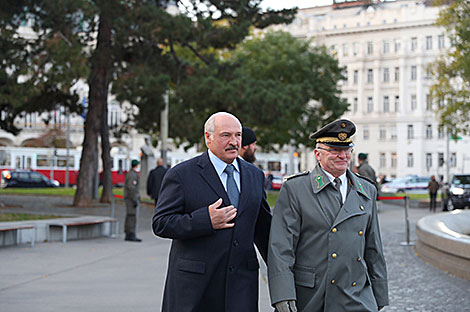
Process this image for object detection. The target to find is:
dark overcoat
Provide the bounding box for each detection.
[152,151,271,312]
[147,165,167,200]
[268,166,389,312]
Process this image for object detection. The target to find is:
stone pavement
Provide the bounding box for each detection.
[0,194,469,311]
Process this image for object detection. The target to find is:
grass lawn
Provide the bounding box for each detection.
[0,213,62,222]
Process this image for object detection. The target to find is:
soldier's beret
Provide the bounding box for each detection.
[309,119,356,147]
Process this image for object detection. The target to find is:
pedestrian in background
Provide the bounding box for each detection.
[239,126,258,164]
[152,112,271,312]
[147,157,168,205]
[427,175,440,212]
[268,119,388,312]
[124,159,142,242]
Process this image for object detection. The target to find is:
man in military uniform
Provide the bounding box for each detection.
[268,119,388,312]
[356,153,378,192]
[124,159,142,242]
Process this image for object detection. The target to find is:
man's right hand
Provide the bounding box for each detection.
[274,300,297,312]
[208,198,237,229]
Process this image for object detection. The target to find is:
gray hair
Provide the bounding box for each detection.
[204,112,241,145]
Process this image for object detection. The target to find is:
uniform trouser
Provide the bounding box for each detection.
[429,192,437,212]
[125,199,137,234]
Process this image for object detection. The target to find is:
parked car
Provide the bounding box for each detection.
[0,170,60,188]
[380,175,430,194]
[265,171,284,190]
[446,174,470,210]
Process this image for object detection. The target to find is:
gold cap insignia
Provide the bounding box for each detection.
[338,132,347,141]
[341,122,346,128]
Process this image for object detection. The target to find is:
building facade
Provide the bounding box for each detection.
[278,0,470,181]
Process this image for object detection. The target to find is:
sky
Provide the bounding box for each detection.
[260,0,333,10]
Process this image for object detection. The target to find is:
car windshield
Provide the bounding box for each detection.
[452,176,470,185]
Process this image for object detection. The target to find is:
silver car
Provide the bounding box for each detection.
[381,175,430,194]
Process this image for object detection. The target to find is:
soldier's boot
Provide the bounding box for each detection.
[125,232,142,242]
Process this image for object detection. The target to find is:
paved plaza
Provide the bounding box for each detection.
[0,194,469,311]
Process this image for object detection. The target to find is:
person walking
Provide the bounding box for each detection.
[427,175,440,212]
[152,112,271,312]
[268,119,389,312]
[239,127,258,164]
[147,157,168,205]
[124,159,142,242]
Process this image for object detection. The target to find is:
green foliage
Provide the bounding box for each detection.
[430,0,470,136]
[170,31,348,149]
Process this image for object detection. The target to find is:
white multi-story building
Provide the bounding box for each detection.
[279,0,470,181]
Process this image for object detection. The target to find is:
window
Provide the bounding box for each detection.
[367,97,373,113]
[407,153,414,167]
[426,94,432,111]
[383,96,390,112]
[394,39,401,52]
[425,67,432,80]
[353,97,358,113]
[426,125,433,139]
[394,95,400,112]
[438,152,444,167]
[353,42,360,56]
[411,65,417,81]
[411,95,417,111]
[438,127,445,139]
[379,125,386,140]
[343,69,348,84]
[426,36,433,50]
[380,153,386,168]
[394,67,400,82]
[438,34,445,49]
[367,41,374,54]
[426,153,432,169]
[353,70,358,84]
[411,37,418,51]
[450,153,457,168]
[407,124,414,139]
[367,69,373,84]
[391,126,397,140]
[383,40,389,54]
[383,68,389,82]
[330,44,337,55]
[391,152,397,168]
[342,43,348,57]
[363,126,369,140]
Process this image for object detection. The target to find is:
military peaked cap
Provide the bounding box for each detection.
[309,119,356,147]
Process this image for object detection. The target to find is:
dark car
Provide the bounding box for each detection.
[446,174,470,210]
[0,170,60,188]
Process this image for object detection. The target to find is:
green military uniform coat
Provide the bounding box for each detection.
[268,165,388,312]
[124,169,140,233]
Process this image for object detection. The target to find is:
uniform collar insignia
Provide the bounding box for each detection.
[316,175,324,188]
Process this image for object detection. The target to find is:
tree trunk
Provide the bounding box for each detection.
[73,9,112,207]
[100,101,113,203]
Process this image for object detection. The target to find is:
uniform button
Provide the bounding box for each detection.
[332,253,337,259]
[352,282,357,286]
[357,257,362,262]
[332,227,337,233]
[233,240,239,246]
[360,205,364,210]
[358,231,364,236]
[331,279,335,284]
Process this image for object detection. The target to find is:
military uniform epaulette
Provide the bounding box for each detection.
[354,173,375,186]
[284,171,310,182]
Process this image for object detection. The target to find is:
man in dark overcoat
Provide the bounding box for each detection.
[147,157,168,205]
[152,112,271,312]
[268,119,389,312]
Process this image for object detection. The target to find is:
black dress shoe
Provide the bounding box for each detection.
[125,233,142,242]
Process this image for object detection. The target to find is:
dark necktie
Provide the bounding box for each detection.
[334,177,343,206]
[224,164,239,208]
